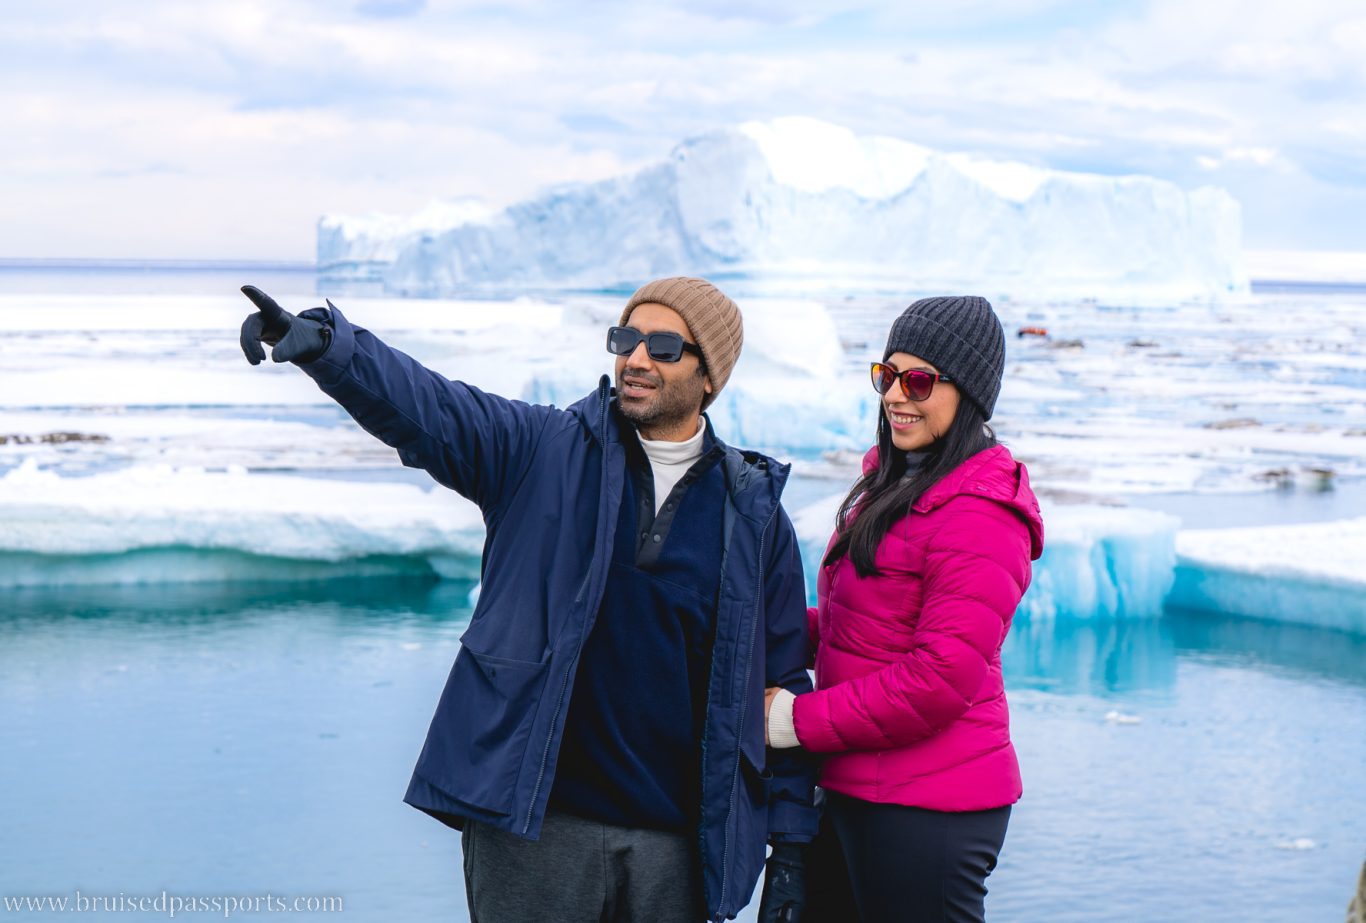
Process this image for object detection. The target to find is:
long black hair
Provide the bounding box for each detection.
[823,396,996,578]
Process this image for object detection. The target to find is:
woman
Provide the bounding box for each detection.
[765,295,1044,923]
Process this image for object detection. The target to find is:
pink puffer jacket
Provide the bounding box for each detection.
[792,444,1044,811]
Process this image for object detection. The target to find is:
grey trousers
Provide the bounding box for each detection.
[462,810,705,923]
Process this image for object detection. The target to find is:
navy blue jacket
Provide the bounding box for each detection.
[299,306,818,921]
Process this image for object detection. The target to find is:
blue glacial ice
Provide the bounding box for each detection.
[1020,505,1179,620]
[4,455,1364,636]
[0,461,485,587]
[318,117,1246,300]
[1170,518,1366,633]
[795,494,1181,620]
[0,461,1177,626]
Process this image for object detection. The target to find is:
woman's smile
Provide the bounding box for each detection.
[886,409,924,429]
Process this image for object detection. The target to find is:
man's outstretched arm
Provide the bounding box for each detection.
[239,285,555,511]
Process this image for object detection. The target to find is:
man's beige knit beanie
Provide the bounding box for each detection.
[620,276,743,412]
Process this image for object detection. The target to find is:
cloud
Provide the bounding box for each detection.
[2,0,1365,258]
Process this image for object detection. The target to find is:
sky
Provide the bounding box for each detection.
[4,0,1365,262]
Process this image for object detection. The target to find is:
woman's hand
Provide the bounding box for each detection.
[765,686,804,749]
[764,686,782,745]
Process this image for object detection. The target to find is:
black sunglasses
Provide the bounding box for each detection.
[870,362,954,401]
[607,326,703,364]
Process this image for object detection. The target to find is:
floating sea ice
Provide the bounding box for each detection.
[1104,710,1142,725]
[1172,517,1366,633]
[0,460,487,587]
[791,496,1180,620]
[1019,504,1180,621]
[1274,837,1318,851]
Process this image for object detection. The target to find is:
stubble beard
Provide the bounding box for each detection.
[616,366,706,434]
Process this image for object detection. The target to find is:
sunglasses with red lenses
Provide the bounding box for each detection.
[870,362,954,401]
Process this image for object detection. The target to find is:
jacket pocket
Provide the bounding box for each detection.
[418,644,550,817]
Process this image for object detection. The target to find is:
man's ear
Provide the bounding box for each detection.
[704,376,714,394]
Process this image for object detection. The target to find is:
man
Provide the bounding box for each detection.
[239,277,816,922]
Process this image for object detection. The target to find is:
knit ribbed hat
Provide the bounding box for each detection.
[620,277,743,411]
[883,296,1005,419]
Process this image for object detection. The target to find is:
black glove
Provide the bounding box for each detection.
[757,843,806,923]
[239,285,331,365]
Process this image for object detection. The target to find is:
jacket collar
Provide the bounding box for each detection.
[861,443,1044,560]
[571,376,789,517]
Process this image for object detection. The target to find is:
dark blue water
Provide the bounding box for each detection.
[3,582,1363,922]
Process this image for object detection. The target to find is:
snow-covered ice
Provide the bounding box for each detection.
[0,460,484,587]
[1170,518,1366,633]
[6,288,1363,488]
[317,198,494,285]
[1,284,1364,628]
[319,118,1246,300]
[0,461,1178,624]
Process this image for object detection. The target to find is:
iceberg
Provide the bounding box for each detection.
[6,457,1364,641]
[0,461,486,587]
[1171,518,1366,633]
[1020,505,1179,620]
[320,117,1246,299]
[792,495,1180,619]
[0,460,1178,622]
[317,198,494,288]
[523,295,874,453]
[797,493,1366,634]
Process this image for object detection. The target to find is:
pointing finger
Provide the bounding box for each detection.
[240,284,285,323]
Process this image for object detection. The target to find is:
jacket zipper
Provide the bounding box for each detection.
[713,501,777,920]
[523,382,610,835]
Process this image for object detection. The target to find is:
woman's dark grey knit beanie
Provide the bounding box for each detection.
[883,295,1005,419]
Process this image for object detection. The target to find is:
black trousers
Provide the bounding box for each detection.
[806,791,1011,923]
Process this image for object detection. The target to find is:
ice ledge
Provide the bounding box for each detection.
[799,497,1366,634]
[1020,505,1179,621]
[4,461,1364,637]
[1171,518,1366,633]
[0,462,485,587]
[795,498,1180,621]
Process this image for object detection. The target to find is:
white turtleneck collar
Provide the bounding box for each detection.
[637,418,706,513]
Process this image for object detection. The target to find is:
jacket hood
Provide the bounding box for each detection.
[567,375,617,446]
[861,443,1044,560]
